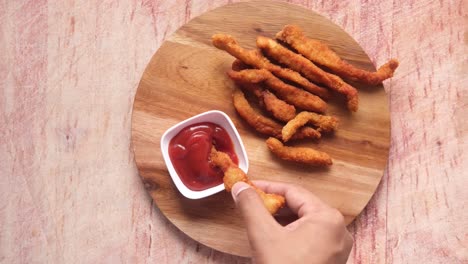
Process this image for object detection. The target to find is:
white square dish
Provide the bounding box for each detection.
[160,110,249,199]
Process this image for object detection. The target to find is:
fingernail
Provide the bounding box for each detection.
[231,182,251,203]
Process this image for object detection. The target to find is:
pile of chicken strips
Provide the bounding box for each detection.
[208,25,398,214]
[211,25,398,167]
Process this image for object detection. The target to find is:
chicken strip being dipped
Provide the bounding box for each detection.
[210,147,285,214]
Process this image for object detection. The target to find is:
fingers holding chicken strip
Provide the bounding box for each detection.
[210,147,286,214]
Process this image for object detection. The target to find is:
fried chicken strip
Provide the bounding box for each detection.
[266,137,332,166]
[228,69,328,113]
[282,111,339,142]
[256,36,359,112]
[232,89,321,140]
[262,90,296,122]
[231,60,263,99]
[276,25,399,85]
[212,34,330,98]
[237,84,296,122]
[210,147,285,214]
[232,60,296,122]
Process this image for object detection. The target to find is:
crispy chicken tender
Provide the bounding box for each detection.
[266,137,333,166]
[256,36,359,112]
[232,89,321,140]
[275,25,399,85]
[233,88,280,137]
[232,60,296,122]
[231,60,263,99]
[238,82,264,100]
[228,69,328,113]
[212,34,330,98]
[210,147,285,214]
[282,111,339,142]
[262,90,296,122]
[238,84,297,122]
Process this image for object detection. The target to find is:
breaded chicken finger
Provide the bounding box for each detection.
[232,60,296,122]
[266,137,332,166]
[276,25,399,85]
[282,112,339,142]
[262,90,296,122]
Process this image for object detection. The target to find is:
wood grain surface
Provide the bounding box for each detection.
[132,1,390,257]
[1,0,466,263]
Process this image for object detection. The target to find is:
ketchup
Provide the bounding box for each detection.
[168,122,238,191]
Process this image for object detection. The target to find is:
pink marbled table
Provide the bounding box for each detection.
[1,1,466,263]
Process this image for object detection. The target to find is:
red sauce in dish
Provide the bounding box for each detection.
[168,122,238,191]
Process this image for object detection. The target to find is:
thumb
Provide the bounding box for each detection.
[231,182,278,240]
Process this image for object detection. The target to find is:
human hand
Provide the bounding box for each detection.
[231,180,353,264]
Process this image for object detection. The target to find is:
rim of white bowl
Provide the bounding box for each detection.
[160,110,249,199]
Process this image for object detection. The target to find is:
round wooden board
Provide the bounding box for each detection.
[131,1,390,257]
